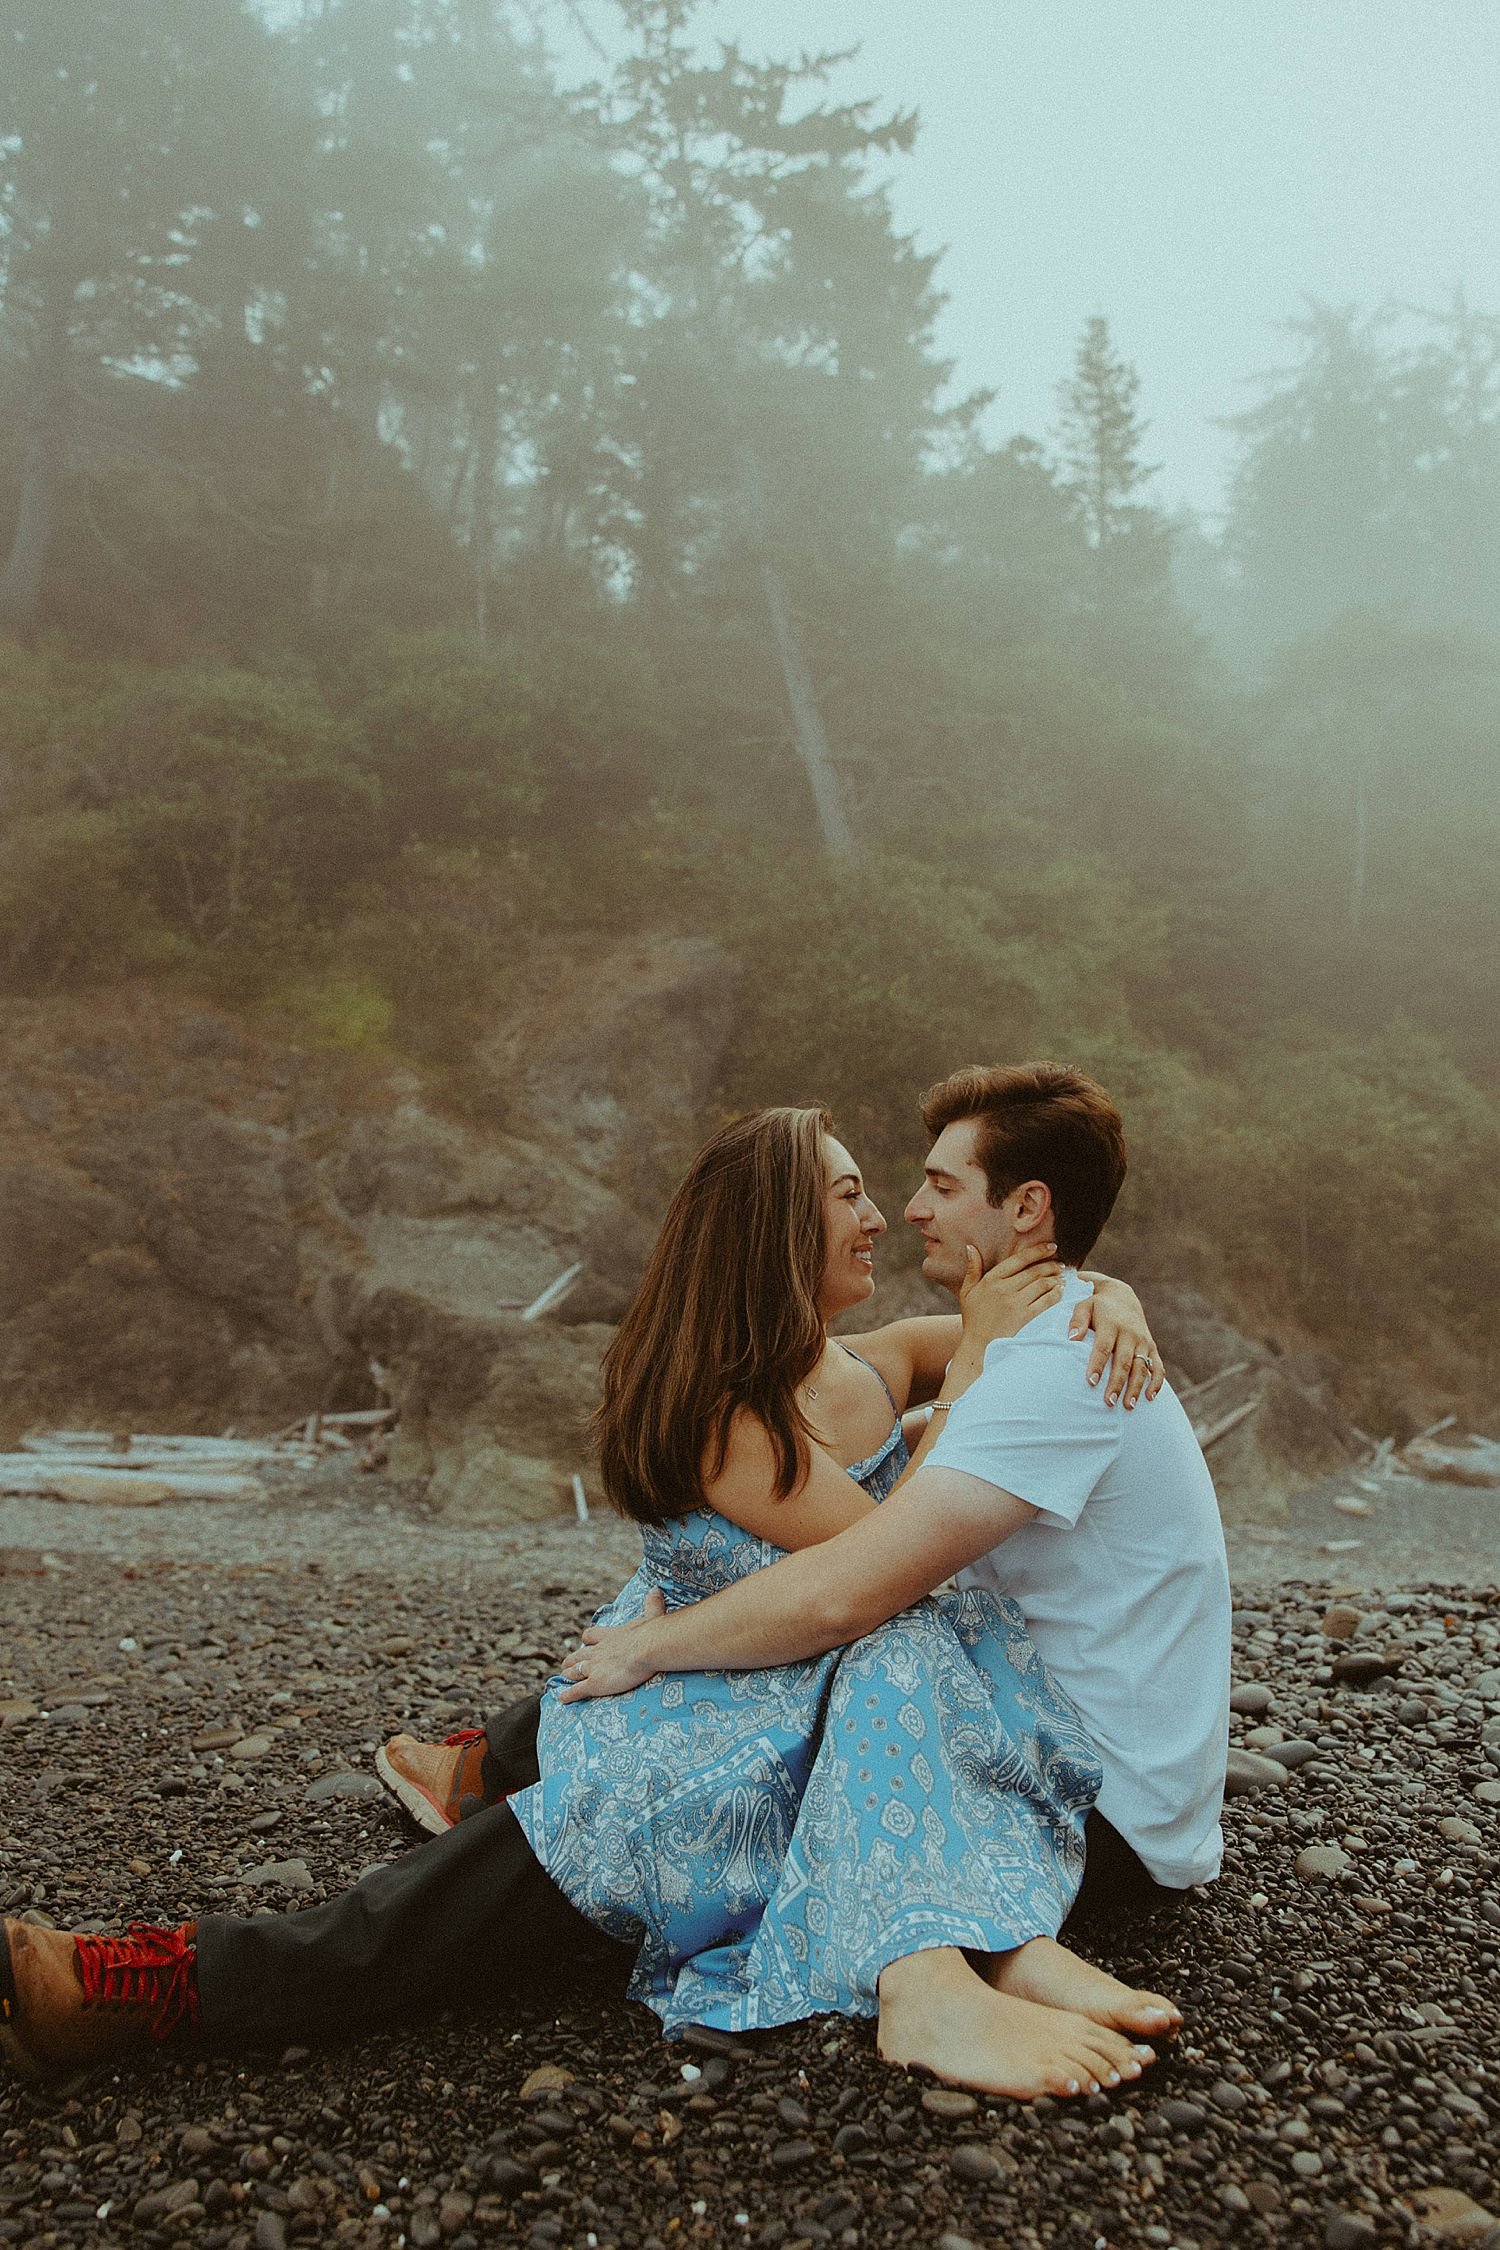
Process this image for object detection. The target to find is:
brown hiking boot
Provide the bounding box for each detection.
[1,1918,200,2085]
[375,1729,489,1836]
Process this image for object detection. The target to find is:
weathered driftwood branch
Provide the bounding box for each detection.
[1175,1361,1253,1404]
[0,1459,266,1505]
[521,1262,584,1322]
[1195,1396,1264,1452]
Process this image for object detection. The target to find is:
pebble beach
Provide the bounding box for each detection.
[2,1470,1497,2250]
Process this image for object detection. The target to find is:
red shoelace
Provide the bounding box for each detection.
[74,1922,201,2041]
[442,1729,485,1748]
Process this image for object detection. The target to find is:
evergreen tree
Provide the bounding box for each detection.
[0,0,287,636]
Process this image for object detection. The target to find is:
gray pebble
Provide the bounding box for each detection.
[770,2139,815,2169]
[241,1857,315,1890]
[1226,1746,1290,1796]
[921,2088,979,2120]
[1210,2079,1250,2112]
[951,2145,1002,2182]
[1263,1737,1324,1769]
[1324,2216,1378,2250]
[305,1770,385,1801]
[1295,1843,1351,1881]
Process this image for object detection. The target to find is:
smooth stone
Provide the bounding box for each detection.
[305,1770,384,1801]
[1472,1780,1500,1806]
[1397,1698,1431,1725]
[1157,2099,1206,2132]
[255,2215,289,2250]
[1263,1738,1324,1769]
[46,1705,90,1724]
[0,1700,40,1724]
[951,2145,1002,2182]
[832,2122,871,2156]
[770,2140,815,2169]
[1401,2186,1499,2240]
[241,1857,315,1890]
[777,2097,811,2130]
[179,2127,214,2157]
[1321,1604,1363,1641]
[1439,1816,1483,1844]
[1325,2213,1378,2247]
[192,1726,244,1751]
[135,2180,201,2224]
[1222,2185,1252,2214]
[1211,2080,1250,2113]
[483,2158,535,2197]
[1295,1844,1351,1881]
[1245,1724,1287,1748]
[408,2212,442,2250]
[1331,1652,1394,1687]
[519,2064,574,2098]
[1226,1747,1290,1797]
[1291,2149,1324,2176]
[1230,1684,1274,1716]
[938,2236,984,2250]
[921,2088,979,2120]
[231,1735,276,1761]
[249,1811,283,1832]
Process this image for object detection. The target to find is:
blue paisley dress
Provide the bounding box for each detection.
[510,1353,1102,2035]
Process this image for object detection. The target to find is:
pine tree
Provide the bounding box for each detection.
[1054,314,1159,563]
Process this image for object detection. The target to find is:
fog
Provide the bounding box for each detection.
[548,0,1500,515]
[2,0,1499,1427]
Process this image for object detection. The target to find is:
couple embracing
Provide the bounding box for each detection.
[3,1062,1231,2104]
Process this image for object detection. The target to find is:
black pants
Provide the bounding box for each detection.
[195,1699,627,2045]
[196,1695,1179,2045]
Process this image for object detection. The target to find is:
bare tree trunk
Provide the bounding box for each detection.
[0,304,70,641]
[471,356,500,643]
[1350,762,1369,932]
[739,445,853,857]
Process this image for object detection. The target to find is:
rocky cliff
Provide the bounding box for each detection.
[0,947,1361,1525]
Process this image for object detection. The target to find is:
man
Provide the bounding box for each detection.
[559,1062,1232,1919]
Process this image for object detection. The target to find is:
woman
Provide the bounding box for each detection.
[2,1109,1169,2101]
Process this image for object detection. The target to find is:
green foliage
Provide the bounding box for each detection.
[346,636,542,852]
[2,0,1499,1402]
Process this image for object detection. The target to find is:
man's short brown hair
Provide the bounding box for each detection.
[919,1062,1127,1266]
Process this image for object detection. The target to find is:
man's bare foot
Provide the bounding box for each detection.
[877,1947,1155,2101]
[985,1935,1180,2039]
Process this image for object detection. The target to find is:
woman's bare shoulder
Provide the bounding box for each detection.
[837,1313,963,1407]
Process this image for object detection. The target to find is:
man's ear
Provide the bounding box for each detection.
[1010,1180,1054,1238]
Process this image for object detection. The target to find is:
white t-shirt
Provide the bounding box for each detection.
[928,1270,1230,1889]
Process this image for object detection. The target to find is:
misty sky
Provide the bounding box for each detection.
[554,0,1500,518]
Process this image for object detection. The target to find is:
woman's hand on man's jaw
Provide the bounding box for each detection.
[952,1244,1164,1409]
[558,1587,668,1702]
[954,1240,1064,1364]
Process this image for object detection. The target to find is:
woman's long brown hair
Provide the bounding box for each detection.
[593,1106,833,1525]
